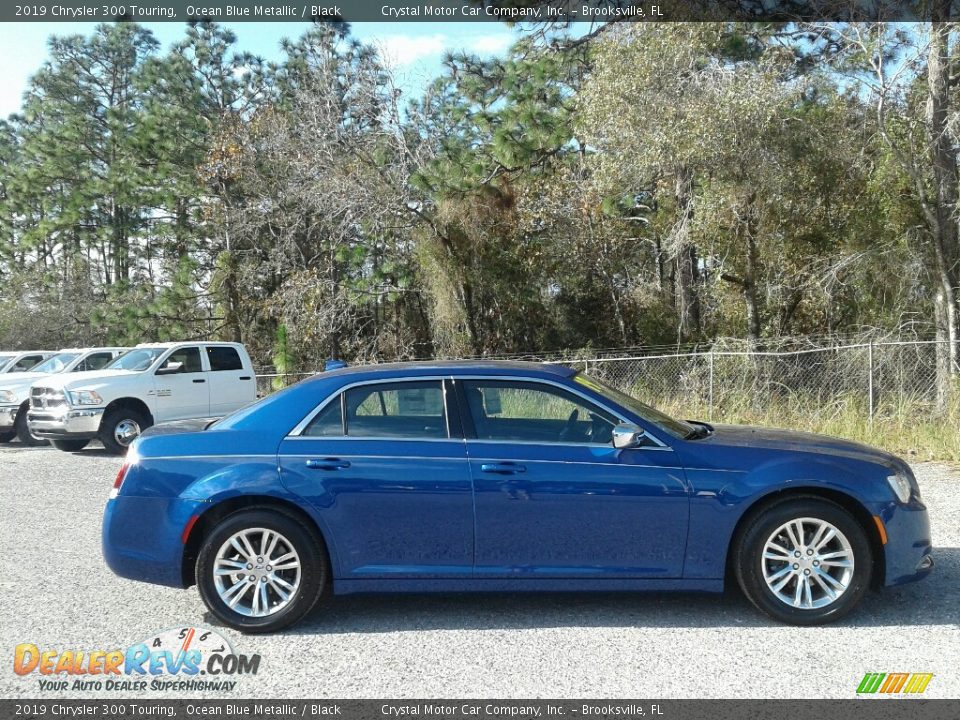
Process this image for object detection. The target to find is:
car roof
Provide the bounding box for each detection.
[134,341,244,348]
[55,347,129,353]
[315,359,578,382]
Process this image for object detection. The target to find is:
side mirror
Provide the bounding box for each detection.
[612,422,647,449]
[156,361,184,376]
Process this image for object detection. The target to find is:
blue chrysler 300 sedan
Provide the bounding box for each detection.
[102,361,933,632]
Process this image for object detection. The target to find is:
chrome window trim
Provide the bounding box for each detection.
[137,453,279,461]
[280,453,467,461]
[468,456,685,470]
[442,379,456,439]
[465,438,672,451]
[278,452,683,470]
[288,375,452,439]
[288,374,672,450]
[284,435,465,444]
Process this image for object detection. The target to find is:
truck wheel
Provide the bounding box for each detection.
[15,405,46,447]
[99,408,150,455]
[51,439,89,453]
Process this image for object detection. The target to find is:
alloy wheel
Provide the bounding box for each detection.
[212,527,302,618]
[761,517,855,610]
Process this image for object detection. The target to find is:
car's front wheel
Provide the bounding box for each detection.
[196,509,329,633]
[734,497,872,625]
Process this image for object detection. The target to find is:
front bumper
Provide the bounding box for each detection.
[874,497,934,586]
[28,407,104,440]
[0,404,18,431]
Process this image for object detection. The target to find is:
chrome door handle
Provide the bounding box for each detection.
[480,463,526,474]
[305,458,351,471]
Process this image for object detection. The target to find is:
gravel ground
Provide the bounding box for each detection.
[0,444,957,699]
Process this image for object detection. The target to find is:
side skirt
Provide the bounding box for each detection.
[332,577,724,595]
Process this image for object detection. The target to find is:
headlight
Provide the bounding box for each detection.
[887,473,913,504]
[0,390,15,403]
[68,390,103,406]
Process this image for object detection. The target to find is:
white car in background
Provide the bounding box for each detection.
[0,347,129,446]
[28,341,256,455]
[0,350,56,375]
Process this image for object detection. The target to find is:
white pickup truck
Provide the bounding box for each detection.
[27,341,257,455]
[0,347,128,445]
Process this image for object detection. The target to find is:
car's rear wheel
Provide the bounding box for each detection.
[51,439,89,452]
[734,498,872,625]
[14,404,46,446]
[98,408,150,455]
[196,509,328,633]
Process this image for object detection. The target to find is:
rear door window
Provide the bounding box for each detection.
[303,381,448,439]
[207,346,243,371]
[302,397,345,437]
[347,381,447,439]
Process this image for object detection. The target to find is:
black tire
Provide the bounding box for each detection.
[0,431,14,443]
[51,439,89,453]
[733,497,872,625]
[98,408,150,456]
[14,404,46,446]
[196,508,329,633]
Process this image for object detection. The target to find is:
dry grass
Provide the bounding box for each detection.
[647,391,960,462]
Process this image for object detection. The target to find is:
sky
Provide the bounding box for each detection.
[0,21,520,119]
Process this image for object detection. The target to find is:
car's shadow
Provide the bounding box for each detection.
[2,441,120,459]
[78,448,121,458]
[252,546,958,634]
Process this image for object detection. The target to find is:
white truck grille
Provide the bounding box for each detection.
[30,387,67,410]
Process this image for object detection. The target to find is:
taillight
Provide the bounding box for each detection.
[110,463,129,499]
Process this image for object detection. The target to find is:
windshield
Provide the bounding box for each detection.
[574,372,697,439]
[0,355,14,371]
[30,353,79,374]
[105,348,164,371]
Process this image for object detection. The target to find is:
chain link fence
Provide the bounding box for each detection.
[255,339,956,421]
[254,372,317,398]
[547,340,955,422]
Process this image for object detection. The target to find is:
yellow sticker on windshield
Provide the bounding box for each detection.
[574,374,604,393]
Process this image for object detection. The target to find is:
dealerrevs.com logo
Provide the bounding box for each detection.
[857,673,934,695]
[13,626,260,693]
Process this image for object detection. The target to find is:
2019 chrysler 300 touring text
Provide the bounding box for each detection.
[101,361,933,632]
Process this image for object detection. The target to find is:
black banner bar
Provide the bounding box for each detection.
[0,0,948,24]
[5,700,960,720]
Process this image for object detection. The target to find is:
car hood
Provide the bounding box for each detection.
[36,368,138,390]
[701,423,900,466]
[0,370,52,389]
